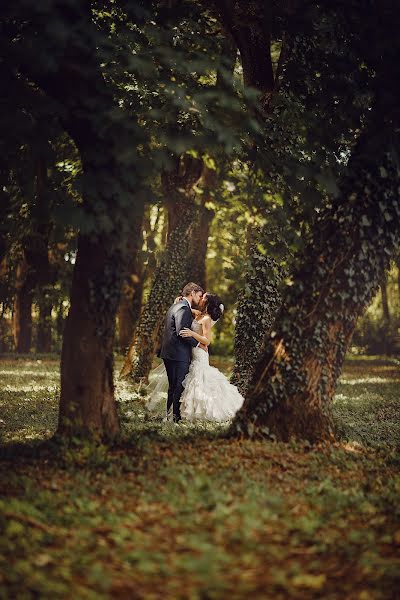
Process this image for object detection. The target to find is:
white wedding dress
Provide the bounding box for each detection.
[146,319,244,422]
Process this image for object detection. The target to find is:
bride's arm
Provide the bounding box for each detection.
[174,296,200,317]
[179,317,212,346]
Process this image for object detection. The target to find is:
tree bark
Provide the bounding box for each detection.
[13,259,34,353]
[59,233,122,438]
[185,164,216,288]
[380,273,391,325]
[231,226,284,396]
[212,1,274,93]
[232,115,400,442]
[36,290,53,353]
[12,155,51,353]
[120,155,203,382]
[118,272,144,352]
[397,257,400,306]
[117,204,145,352]
[380,272,391,355]
[186,203,214,289]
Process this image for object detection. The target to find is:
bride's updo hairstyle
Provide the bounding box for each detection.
[203,293,224,322]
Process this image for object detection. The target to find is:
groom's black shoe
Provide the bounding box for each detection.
[173,415,181,423]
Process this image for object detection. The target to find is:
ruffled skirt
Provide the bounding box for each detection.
[180,348,244,422]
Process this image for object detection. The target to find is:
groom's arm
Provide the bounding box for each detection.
[174,306,198,348]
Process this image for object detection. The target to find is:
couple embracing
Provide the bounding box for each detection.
[147,282,244,422]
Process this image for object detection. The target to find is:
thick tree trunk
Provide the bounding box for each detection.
[19,1,146,439]
[13,260,33,353]
[59,233,121,438]
[120,156,203,382]
[232,118,400,442]
[36,290,53,353]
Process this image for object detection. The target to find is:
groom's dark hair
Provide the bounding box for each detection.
[182,282,204,297]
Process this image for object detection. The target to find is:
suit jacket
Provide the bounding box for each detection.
[159,299,198,361]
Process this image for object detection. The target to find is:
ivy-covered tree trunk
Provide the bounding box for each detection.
[230,227,284,396]
[118,270,144,352]
[13,259,34,353]
[117,206,145,351]
[120,156,203,382]
[232,118,400,441]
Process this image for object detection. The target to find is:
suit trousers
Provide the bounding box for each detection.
[163,359,190,421]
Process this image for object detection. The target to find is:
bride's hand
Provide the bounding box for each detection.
[179,328,193,338]
[174,296,183,304]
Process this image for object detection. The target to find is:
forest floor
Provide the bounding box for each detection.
[0,355,399,599]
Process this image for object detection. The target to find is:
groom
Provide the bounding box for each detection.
[160,282,204,422]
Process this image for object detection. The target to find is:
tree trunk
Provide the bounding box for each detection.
[231,117,400,442]
[20,2,146,439]
[13,156,51,354]
[380,272,391,355]
[396,257,400,306]
[36,290,53,352]
[13,260,33,353]
[118,273,143,352]
[117,205,145,352]
[380,273,390,325]
[120,156,203,382]
[59,233,123,438]
[186,204,214,289]
[185,164,216,288]
[231,226,284,396]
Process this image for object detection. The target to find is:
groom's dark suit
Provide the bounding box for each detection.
[159,298,198,421]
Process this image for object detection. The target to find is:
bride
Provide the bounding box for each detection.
[146,292,245,422]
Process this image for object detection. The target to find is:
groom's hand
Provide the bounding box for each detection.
[199,343,208,352]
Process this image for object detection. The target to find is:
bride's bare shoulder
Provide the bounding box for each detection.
[200,315,212,326]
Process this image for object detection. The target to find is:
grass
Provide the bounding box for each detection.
[0,354,399,599]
